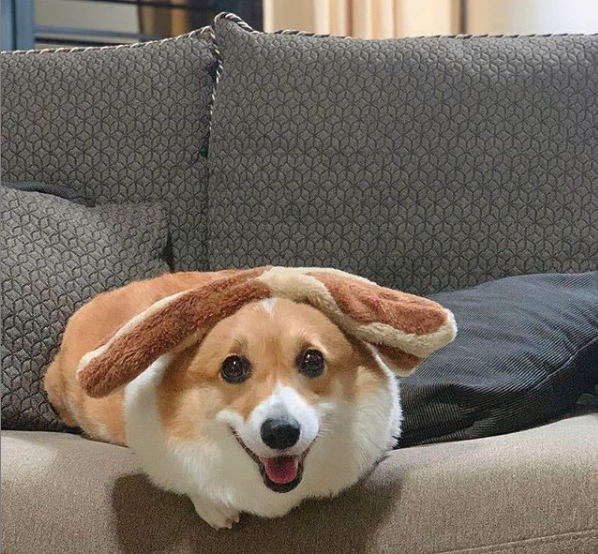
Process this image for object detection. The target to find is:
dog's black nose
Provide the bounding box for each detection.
[261,417,301,450]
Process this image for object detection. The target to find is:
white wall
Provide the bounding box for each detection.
[467,0,598,34]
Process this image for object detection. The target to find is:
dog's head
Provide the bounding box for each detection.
[77,267,456,492]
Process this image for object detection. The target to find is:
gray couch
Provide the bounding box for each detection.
[1,17,597,554]
[3,414,597,554]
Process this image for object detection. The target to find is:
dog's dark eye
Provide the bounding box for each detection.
[297,349,325,378]
[221,356,251,384]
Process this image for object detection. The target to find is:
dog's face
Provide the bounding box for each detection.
[157,297,386,493]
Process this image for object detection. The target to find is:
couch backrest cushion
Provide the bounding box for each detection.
[1,31,215,271]
[208,15,598,294]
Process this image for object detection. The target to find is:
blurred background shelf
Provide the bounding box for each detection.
[2,0,598,52]
[1,0,263,51]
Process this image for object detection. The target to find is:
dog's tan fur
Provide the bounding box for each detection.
[45,271,233,445]
[156,299,386,443]
[45,271,385,447]
[76,267,456,399]
[77,268,270,398]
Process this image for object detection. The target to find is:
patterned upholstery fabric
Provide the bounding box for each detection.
[209,15,598,294]
[1,186,170,431]
[1,30,215,271]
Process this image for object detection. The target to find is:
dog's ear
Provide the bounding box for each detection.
[77,268,272,398]
[255,267,457,375]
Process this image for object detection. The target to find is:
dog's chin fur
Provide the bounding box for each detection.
[124,351,402,521]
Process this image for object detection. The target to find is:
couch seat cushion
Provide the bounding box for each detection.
[2,412,597,554]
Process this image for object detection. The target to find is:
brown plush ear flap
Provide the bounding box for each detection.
[78,265,457,398]
[255,267,457,375]
[77,268,271,398]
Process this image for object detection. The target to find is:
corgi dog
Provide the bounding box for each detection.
[45,267,456,529]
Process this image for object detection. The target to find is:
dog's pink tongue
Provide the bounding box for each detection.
[263,456,299,484]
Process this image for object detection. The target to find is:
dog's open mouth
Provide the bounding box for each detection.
[232,431,309,493]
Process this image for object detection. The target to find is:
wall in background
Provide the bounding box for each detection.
[1,0,35,50]
[35,0,139,47]
[264,0,316,33]
[264,0,462,37]
[1,0,262,51]
[3,0,598,52]
[35,0,138,35]
[467,0,598,34]
[395,0,461,37]
[264,0,598,37]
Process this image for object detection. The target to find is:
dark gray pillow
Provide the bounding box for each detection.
[1,185,171,431]
[401,272,598,447]
[208,14,598,294]
[1,29,214,272]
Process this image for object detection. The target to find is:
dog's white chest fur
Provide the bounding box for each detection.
[124,353,401,528]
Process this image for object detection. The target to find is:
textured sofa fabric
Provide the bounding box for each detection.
[2,180,92,206]
[209,16,598,294]
[401,271,598,446]
[3,413,597,554]
[1,186,170,431]
[0,30,215,271]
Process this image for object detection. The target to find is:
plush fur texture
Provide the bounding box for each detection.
[46,268,456,529]
[77,266,456,397]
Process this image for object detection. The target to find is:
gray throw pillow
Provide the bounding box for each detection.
[208,14,598,294]
[401,272,598,446]
[1,185,171,431]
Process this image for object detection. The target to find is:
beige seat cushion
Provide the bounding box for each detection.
[2,413,597,554]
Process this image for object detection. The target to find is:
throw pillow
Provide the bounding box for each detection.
[401,272,598,446]
[1,184,171,431]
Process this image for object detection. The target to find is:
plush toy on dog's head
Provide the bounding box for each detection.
[78,266,456,397]
[68,266,456,528]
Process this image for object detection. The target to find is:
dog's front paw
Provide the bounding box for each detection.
[189,494,241,530]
